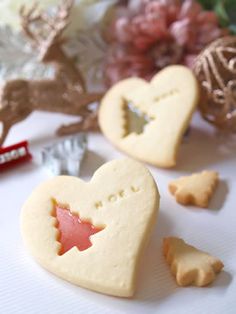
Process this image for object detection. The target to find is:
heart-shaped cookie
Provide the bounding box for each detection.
[99,65,199,167]
[21,158,159,297]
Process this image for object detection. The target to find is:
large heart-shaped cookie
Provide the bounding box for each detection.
[99,65,199,167]
[21,158,159,297]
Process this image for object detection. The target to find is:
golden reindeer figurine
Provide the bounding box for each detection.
[0,0,103,146]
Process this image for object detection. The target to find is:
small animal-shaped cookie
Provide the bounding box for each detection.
[163,237,224,287]
[169,171,219,208]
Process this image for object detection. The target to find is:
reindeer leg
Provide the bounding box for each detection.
[0,122,10,147]
[64,92,104,112]
[57,110,99,135]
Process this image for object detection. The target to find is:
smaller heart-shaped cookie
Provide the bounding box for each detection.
[99,65,199,167]
[21,158,159,297]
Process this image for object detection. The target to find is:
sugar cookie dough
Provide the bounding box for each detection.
[99,65,199,168]
[21,158,160,297]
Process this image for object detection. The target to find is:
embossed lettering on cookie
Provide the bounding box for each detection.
[99,65,199,168]
[20,158,160,297]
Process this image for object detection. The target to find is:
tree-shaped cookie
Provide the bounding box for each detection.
[163,237,224,287]
[169,171,219,208]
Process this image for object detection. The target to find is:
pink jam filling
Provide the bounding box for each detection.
[55,203,103,255]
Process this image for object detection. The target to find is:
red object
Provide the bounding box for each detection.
[0,141,32,171]
[55,201,104,255]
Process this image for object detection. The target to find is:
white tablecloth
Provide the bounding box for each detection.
[0,111,235,314]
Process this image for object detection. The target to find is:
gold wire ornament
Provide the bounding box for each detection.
[194,36,236,132]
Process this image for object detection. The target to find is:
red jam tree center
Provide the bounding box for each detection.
[54,200,104,255]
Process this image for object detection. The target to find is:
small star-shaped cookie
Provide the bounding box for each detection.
[163,237,224,287]
[169,171,219,208]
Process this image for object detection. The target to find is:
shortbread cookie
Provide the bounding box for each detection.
[169,170,219,207]
[163,237,224,287]
[21,158,159,297]
[99,65,199,168]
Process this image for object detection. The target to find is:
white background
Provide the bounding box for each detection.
[0,111,235,314]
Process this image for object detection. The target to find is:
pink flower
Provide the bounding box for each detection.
[104,44,155,85]
[178,0,202,20]
[170,19,196,47]
[104,0,228,86]
[115,17,132,43]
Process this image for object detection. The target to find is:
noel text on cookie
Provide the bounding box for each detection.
[94,185,140,209]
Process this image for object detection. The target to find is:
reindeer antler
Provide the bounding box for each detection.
[19,3,41,45]
[0,0,103,147]
[20,0,74,60]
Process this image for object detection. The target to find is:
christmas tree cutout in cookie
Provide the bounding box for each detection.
[124,101,153,136]
[163,237,224,287]
[54,200,104,255]
[169,171,219,208]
